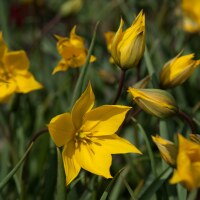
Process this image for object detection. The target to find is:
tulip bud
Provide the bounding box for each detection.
[111,11,145,70]
[133,75,151,89]
[152,135,177,166]
[160,53,200,88]
[128,87,178,119]
[59,0,83,17]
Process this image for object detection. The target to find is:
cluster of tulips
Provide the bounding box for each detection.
[1,4,200,194]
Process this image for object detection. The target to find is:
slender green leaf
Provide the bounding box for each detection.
[177,184,187,200]
[100,168,125,200]
[55,148,66,200]
[131,118,157,177]
[70,21,100,109]
[0,143,33,190]
[138,167,172,200]
[121,175,137,200]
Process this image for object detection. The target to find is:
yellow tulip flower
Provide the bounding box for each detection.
[52,26,96,74]
[181,0,200,32]
[48,83,141,185]
[0,32,43,103]
[160,53,200,88]
[110,11,145,70]
[128,87,178,119]
[152,135,177,166]
[170,134,200,190]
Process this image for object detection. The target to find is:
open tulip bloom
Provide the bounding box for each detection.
[48,83,141,185]
[0,32,43,102]
[52,26,96,74]
[170,134,200,190]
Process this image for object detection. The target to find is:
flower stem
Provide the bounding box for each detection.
[178,110,196,134]
[112,69,126,104]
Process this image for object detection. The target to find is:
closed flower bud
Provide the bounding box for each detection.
[128,87,178,119]
[152,135,177,166]
[111,11,145,70]
[160,53,200,88]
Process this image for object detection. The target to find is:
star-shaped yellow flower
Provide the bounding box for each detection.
[170,134,200,190]
[52,26,96,74]
[0,32,43,103]
[48,83,141,185]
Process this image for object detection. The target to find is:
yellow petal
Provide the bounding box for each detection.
[111,18,124,66]
[3,50,29,74]
[81,105,131,136]
[62,141,81,185]
[104,31,115,52]
[89,55,96,63]
[71,82,95,130]
[96,134,142,154]
[52,59,69,75]
[0,80,16,102]
[70,26,85,48]
[170,152,195,190]
[75,142,112,178]
[170,134,200,190]
[14,72,43,93]
[48,113,75,147]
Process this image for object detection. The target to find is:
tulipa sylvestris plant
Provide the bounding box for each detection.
[0,32,43,102]
[110,11,145,70]
[128,87,178,119]
[52,26,96,74]
[160,52,200,89]
[170,134,200,190]
[48,83,141,185]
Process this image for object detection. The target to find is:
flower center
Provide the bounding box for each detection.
[0,62,13,81]
[75,131,92,147]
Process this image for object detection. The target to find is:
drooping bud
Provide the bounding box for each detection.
[152,135,177,166]
[128,87,178,119]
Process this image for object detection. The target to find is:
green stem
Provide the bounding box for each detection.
[144,45,159,88]
[131,117,157,177]
[178,110,196,134]
[112,69,126,104]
